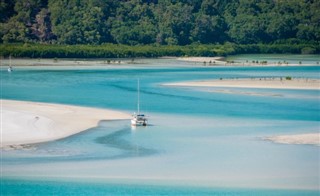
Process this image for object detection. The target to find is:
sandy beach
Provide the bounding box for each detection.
[165,78,320,90]
[1,99,130,148]
[265,133,320,146]
[176,57,225,64]
[1,57,318,68]
[176,56,319,67]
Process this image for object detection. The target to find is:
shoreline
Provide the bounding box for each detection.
[165,78,320,90]
[265,133,320,146]
[175,56,319,67]
[176,56,225,64]
[1,99,130,148]
[1,57,319,67]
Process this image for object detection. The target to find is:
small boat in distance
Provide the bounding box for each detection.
[7,66,12,72]
[131,79,147,126]
[7,56,13,73]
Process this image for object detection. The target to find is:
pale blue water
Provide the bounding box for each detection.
[1,55,320,195]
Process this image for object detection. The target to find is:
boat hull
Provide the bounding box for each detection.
[131,119,147,126]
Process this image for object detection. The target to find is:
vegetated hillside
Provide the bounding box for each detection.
[1,0,319,46]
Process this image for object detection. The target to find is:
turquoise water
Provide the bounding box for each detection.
[2,178,319,196]
[1,55,320,195]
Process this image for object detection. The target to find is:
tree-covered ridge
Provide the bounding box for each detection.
[0,0,319,46]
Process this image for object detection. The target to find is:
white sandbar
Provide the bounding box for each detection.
[176,56,319,66]
[177,56,225,64]
[165,78,320,90]
[1,99,130,147]
[265,133,320,146]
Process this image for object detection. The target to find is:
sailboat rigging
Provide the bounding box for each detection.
[131,79,147,126]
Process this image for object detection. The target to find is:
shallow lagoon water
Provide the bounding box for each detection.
[1,55,320,195]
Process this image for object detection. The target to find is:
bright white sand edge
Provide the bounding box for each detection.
[176,56,319,66]
[176,57,225,64]
[265,133,320,146]
[165,78,320,90]
[1,99,130,147]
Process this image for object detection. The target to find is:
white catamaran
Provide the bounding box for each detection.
[131,79,147,126]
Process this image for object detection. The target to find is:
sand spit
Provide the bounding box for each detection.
[1,99,130,148]
[165,78,320,90]
[265,133,320,146]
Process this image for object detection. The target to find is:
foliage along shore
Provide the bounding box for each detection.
[1,43,319,59]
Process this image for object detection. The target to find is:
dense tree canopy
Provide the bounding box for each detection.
[0,0,319,45]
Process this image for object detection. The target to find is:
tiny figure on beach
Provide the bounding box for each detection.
[7,66,13,72]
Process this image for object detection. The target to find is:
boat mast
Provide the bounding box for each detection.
[137,79,140,114]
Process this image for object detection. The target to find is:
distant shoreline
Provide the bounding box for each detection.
[1,99,130,149]
[1,56,319,67]
[176,56,225,64]
[165,78,320,90]
[176,56,319,66]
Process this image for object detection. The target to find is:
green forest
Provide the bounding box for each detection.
[0,0,319,57]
